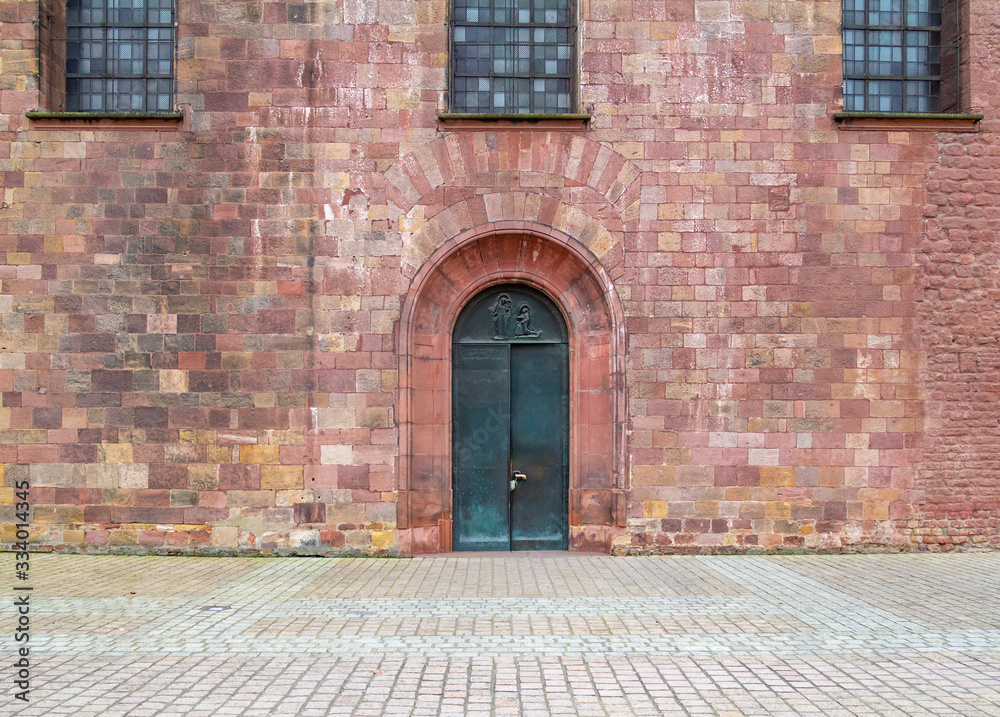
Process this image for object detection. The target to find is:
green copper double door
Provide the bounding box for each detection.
[452,285,569,551]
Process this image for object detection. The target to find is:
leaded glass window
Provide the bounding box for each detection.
[66,0,175,113]
[451,0,573,114]
[843,0,941,112]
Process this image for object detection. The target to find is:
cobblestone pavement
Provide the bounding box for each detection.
[2,552,999,716]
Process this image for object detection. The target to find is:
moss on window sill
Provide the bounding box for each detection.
[833,112,982,132]
[25,110,183,130]
[27,110,182,120]
[438,113,590,130]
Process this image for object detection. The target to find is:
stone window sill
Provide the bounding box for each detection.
[25,110,183,130]
[438,113,590,131]
[833,112,982,132]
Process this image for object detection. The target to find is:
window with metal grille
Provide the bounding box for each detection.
[451,0,573,114]
[843,0,941,113]
[65,0,175,113]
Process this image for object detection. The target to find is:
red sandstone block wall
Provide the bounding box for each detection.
[0,0,997,553]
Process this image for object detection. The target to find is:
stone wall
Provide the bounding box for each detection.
[0,0,997,553]
[909,2,1000,549]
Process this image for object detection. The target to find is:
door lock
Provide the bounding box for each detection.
[510,471,528,491]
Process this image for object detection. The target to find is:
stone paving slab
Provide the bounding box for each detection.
[2,552,999,716]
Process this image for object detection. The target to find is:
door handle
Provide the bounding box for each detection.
[510,471,527,491]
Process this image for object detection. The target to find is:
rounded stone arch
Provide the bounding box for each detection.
[401,192,625,279]
[396,223,627,554]
[383,133,642,226]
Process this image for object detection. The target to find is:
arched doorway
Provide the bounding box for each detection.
[452,284,569,551]
[396,226,627,554]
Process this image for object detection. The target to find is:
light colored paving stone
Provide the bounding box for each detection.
[1,552,999,715]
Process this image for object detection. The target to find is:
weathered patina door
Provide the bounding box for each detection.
[452,285,569,551]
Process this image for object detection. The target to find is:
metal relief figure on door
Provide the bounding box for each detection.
[488,293,512,339]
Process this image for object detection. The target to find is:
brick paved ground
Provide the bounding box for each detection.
[2,553,999,716]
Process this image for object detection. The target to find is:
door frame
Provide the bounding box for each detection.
[397,224,627,554]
